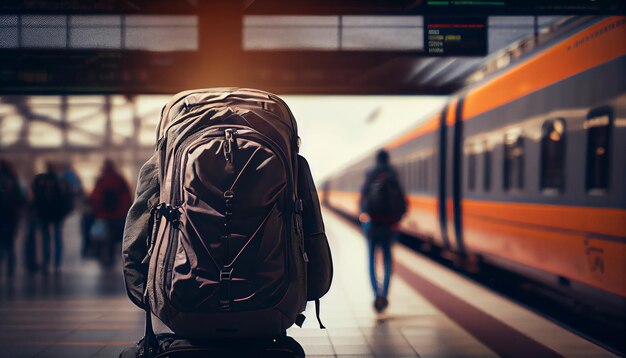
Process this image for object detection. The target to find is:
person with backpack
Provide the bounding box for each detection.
[31,162,74,274]
[0,159,25,278]
[90,159,132,267]
[359,149,407,313]
[121,88,333,357]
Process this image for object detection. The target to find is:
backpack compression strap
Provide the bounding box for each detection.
[138,303,158,358]
[295,299,326,330]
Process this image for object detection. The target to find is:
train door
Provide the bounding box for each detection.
[445,97,466,254]
[437,106,451,250]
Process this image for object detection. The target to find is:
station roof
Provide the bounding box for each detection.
[0,1,618,95]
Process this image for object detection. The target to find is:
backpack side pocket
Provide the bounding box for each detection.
[123,152,160,309]
[297,155,333,301]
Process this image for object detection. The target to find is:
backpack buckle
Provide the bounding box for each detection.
[219,266,234,311]
[159,204,181,226]
[223,129,234,162]
[219,267,233,281]
[224,190,234,219]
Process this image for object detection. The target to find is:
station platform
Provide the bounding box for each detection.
[0,210,615,357]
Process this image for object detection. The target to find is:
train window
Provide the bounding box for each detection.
[417,159,422,191]
[414,160,418,191]
[585,107,613,193]
[467,145,477,191]
[405,163,410,191]
[405,162,410,189]
[422,157,430,191]
[540,118,566,192]
[503,133,524,191]
[420,158,425,191]
[413,160,418,191]
[405,162,415,191]
[406,161,412,192]
[410,161,418,191]
[483,141,491,192]
[414,159,419,192]
[431,155,436,191]
[422,157,427,191]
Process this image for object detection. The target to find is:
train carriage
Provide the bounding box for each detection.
[324,16,626,317]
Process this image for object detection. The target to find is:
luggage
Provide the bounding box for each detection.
[122,88,333,355]
[89,219,109,243]
[120,333,304,358]
[366,170,407,225]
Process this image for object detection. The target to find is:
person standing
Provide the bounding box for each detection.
[359,149,407,313]
[0,160,25,278]
[90,160,131,267]
[31,162,73,273]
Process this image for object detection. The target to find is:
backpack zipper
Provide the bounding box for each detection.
[160,129,221,276]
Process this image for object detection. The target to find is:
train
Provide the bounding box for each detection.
[322,16,626,317]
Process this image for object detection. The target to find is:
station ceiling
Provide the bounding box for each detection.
[0,1,619,95]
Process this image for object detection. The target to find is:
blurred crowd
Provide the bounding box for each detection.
[0,158,131,277]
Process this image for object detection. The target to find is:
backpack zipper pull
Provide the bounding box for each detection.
[142,203,163,264]
[223,129,234,163]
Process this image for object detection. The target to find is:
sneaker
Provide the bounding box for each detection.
[374,296,387,313]
[380,296,389,311]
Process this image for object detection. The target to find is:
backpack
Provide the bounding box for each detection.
[366,170,406,225]
[122,88,333,347]
[32,173,73,222]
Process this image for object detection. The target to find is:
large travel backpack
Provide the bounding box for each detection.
[366,170,406,225]
[122,88,333,352]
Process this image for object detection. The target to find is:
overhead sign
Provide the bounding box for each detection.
[424,17,487,56]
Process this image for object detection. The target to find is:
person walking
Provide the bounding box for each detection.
[359,149,407,313]
[0,160,25,278]
[31,162,73,273]
[90,159,131,267]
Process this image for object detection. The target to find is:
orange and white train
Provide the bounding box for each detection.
[323,16,626,317]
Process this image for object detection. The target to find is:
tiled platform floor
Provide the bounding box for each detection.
[0,211,615,357]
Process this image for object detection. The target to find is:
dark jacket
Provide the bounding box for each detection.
[31,172,72,222]
[0,169,24,229]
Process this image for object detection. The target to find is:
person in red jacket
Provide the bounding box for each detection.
[90,159,132,267]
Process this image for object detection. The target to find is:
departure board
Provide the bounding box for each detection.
[424,17,487,56]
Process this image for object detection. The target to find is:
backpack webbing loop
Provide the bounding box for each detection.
[224,190,234,219]
[219,266,234,311]
[143,204,164,263]
[220,189,236,311]
[314,299,326,329]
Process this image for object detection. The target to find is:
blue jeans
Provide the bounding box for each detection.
[41,220,63,271]
[0,225,17,277]
[363,222,394,299]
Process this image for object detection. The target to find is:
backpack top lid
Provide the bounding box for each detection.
[156,88,299,148]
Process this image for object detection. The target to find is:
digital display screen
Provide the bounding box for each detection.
[424,17,488,56]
